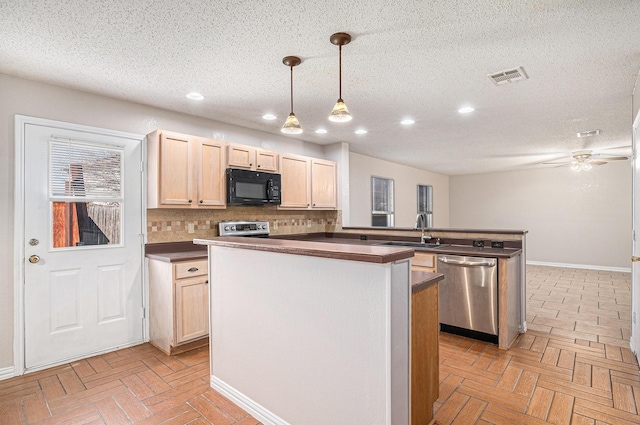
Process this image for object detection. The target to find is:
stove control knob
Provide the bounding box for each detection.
[231,226,236,231]
[224,226,230,231]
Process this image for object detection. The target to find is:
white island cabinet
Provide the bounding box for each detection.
[194,237,414,425]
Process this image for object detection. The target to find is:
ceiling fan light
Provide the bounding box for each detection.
[571,162,581,171]
[281,113,303,134]
[583,162,592,171]
[329,99,352,122]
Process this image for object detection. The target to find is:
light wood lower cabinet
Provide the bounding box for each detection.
[411,282,439,425]
[412,252,436,273]
[149,258,209,355]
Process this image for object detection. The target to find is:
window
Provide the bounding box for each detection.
[417,184,433,228]
[371,176,394,227]
[49,138,124,248]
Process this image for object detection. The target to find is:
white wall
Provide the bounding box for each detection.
[450,162,632,269]
[0,72,333,370]
[349,152,450,228]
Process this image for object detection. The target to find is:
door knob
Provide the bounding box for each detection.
[28,255,40,264]
[632,256,640,262]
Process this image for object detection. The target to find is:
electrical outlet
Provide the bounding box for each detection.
[633,311,637,325]
[188,223,195,234]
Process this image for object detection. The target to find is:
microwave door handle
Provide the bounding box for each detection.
[266,179,274,200]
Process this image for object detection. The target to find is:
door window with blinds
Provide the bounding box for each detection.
[417,184,433,228]
[49,138,124,249]
[371,176,394,227]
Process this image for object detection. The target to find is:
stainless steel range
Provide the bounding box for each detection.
[218,220,270,238]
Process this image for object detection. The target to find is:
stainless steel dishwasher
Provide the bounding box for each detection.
[437,254,498,339]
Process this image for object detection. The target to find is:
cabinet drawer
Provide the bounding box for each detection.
[175,260,208,279]
[413,253,435,268]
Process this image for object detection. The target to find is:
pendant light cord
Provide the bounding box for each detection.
[338,45,343,100]
[290,65,294,114]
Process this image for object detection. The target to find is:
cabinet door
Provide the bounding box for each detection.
[411,283,439,425]
[227,144,255,169]
[279,154,310,208]
[256,149,278,172]
[159,132,194,206]
[311,159,337,209]
[175,277,209,344]
[196,138,226,207]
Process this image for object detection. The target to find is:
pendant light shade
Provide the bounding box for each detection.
[329,32,352,122]
[281,56,303,134]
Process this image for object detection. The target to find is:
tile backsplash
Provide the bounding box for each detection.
[147,207,341,243]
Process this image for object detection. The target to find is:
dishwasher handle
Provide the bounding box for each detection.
[438,255,496,267]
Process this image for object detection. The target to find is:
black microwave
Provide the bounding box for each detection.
[226,168,281,205]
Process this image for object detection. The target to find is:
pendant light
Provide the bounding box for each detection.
[328,32,352,122]
[281,56,303,134]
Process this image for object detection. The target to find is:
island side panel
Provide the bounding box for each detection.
[390,260,411,425]
[208,245,405,425]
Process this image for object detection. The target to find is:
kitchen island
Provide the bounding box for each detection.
[194,236,442,425]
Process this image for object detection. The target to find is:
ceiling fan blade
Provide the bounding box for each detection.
[591,155,629,161]
[590,160,608,165]
[542,160,572,165]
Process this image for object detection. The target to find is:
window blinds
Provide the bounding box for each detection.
[49,138,124,201]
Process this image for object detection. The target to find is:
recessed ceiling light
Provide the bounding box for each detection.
[401,119,415,125]
[262,114,277,120]
[315,129,328,134]
[186,92,204,100]
[458,106,475,114]
[355,129,368,135]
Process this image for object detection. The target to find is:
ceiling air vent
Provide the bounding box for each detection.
[577,129,600,138]
[488,67,528,86]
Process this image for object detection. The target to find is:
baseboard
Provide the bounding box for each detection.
[526,261,631,273]
[210,375,290,425]
[0,366,16,381]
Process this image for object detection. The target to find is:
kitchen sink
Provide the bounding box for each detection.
[379,241,449,249]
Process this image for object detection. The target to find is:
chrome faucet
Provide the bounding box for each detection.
[414,213,430,244]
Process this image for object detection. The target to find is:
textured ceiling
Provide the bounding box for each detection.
[1,0,639,175]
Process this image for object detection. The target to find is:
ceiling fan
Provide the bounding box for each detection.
[542,150,629,171]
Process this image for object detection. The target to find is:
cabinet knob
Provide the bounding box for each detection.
[188,199,192,203]
[249,163,253,166]
[307,204,310,207]
[188,267,199,272]
[199,200,203,204]
[257,164,261,168]
[205,280,209,284]
[313,203,316,207]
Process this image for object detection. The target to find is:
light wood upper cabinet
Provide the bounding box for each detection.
[311,159,337,209]
[227,143,279,172]
[197,139,226,207]
[279,153,337,210]
[256,149,278,172]
[147,130,226,209]
[279,154,310,208]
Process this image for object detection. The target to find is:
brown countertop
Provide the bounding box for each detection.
[145,241,207,263]
[343,226,528,235]
[411,271,443,293]
[193,236,415,264]
[274,235,522,259]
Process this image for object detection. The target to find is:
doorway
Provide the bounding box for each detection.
[15,116,146,373]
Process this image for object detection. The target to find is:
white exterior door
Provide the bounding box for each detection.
[633,111,640,359]
[21,119,144,371]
